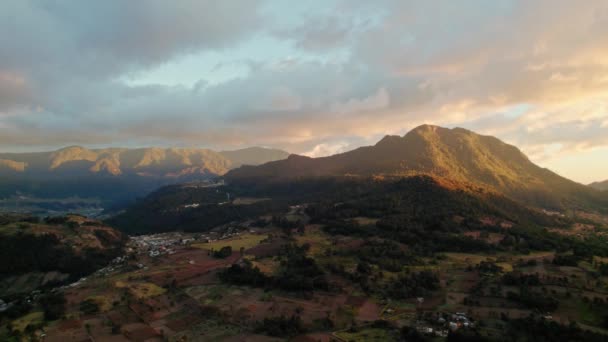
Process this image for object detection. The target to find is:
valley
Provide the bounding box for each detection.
[3,176,608,341]
[4,206,608,341]
[0,146,289,217]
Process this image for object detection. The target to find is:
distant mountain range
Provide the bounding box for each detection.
[2,126,606,214]
[227,125,607,211]
[0,146,288,205]
[0,146,288,179]
[590,180,608,191]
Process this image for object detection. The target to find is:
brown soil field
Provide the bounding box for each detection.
[356,299,381,322]
[246,240,286,258]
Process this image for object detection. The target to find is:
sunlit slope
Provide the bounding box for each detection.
[227,125,607,211]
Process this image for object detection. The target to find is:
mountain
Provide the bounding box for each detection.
[226,125,607,211]
[0,146,288,206]
[590,180,608,191]
[0,145,288,179]
[220,147,289,168]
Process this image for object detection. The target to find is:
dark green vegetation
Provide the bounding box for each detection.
[219,243,328,292]
[0,214,126,294]
[108,182,288,234]
[38,293,67,321]
[112,175,598,257]
[503,317,608,342]
[212,246,233,258]
[254,315,306,337]
[386,271,440,299]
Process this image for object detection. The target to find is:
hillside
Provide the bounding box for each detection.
[108,174,567,235]
[590,180,608,191]
[220,147,289,168]
[0,146,288,179]
[227,125,607,211]
[0,214,127,296]
[0,146,288,206]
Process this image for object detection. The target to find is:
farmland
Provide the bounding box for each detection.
[3,192,608,341]
[193,233,269,252]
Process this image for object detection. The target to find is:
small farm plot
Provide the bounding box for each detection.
[193,233,268,252]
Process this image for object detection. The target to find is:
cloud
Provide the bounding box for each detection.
[0,0,607,182]
[303,141,350,158]
[277,16,353,52]
[0,70,32,111]
[331,87,390,114]
[3,1,263,76]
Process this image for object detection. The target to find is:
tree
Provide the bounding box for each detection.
[40,292,67,321]
[213,246,233,258]
[80,298,100,314]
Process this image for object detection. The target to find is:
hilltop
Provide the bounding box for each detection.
[227,125,607,211]
[590,180,608,191]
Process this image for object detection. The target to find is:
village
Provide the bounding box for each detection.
[129,224,253,258]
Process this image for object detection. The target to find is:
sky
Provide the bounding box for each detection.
[1,0,608,183]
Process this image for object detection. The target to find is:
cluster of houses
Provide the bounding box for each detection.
[445,312,474,331]
[130,232,193,257]
[416,312,474,337]
[130,228,244,258]
[66,277,88,288]
[127,224,255,260]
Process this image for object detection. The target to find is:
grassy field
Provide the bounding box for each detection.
[232,197,270,205]
[115,280,166,299]
[193,233,267,251]
[444,251,554,268]
[295,228,331,256]
[250,258,279,275]
[185,284,238,305]
[85,295,113,312]
[496,262,514,272]
[11,311,44,333]
[444,253,494,264]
